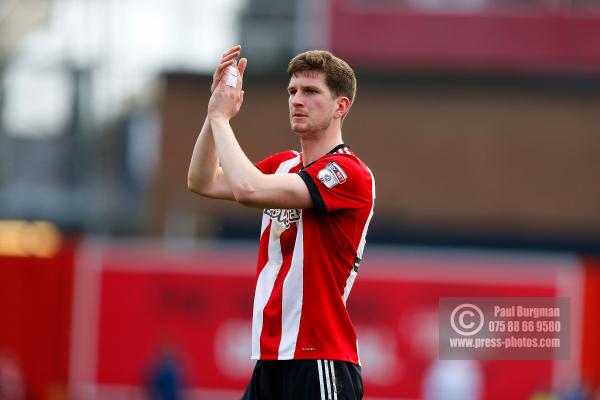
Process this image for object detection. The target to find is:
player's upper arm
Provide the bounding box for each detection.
[234,173,313,209]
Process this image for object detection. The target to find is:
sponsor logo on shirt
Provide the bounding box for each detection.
[317,162,347,188]
[264,208,301,229]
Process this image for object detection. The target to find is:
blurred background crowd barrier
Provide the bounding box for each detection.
[1,0,599,399]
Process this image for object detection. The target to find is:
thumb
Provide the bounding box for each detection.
[238,58,248,81]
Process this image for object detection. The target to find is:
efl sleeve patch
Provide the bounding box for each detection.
[317,162,347,188]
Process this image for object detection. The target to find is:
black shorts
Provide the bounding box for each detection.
[241,359,363,400]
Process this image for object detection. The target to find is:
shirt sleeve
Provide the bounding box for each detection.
[297,155,372,213]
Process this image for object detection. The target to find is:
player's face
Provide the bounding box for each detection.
[288,71,337,136]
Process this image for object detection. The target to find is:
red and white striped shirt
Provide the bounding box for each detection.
[252,144,375,365]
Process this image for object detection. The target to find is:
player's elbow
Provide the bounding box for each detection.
[187,176,196,191]
[187,175,210,197]
[232,186,260,208]
[232,187,253,205]
[187,175,200,192]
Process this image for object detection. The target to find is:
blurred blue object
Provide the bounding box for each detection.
[148,348,184,400]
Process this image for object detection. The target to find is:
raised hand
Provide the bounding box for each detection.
[208,45,248,121]
[212,45,241,93]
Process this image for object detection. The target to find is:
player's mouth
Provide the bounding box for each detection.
[292,113,308,119]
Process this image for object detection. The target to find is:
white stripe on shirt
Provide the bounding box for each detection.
[278,216,304,358]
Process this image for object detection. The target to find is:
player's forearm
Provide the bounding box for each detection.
[187,117,220,194]
[209,117,263,202]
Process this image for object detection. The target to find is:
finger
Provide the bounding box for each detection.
[212,59,237,91]
[220,50,240,65]
[221,45,241,59]
[233,59,245,91]
[211,46,241,90]
[214,49,240,80]
[238,58,248,82]
[230,59,241,90]
[219,60,237,89]
[215,58,236,77]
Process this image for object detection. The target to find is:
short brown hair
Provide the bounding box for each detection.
[288,50,357,107]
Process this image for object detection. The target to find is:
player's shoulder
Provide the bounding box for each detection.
[311,146,374,194]
[319,146,372,178]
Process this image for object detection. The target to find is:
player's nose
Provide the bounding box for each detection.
[290,93,303,106]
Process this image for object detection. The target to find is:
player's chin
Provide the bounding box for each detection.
[290,122,309,134]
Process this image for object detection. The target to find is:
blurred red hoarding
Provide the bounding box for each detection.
[0,241,76,400]
[69,242,584,400]
[327,0,600,74]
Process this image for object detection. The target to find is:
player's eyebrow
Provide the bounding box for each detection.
[287,84,321,93]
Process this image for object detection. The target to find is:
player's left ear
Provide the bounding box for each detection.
[334,97,351,119]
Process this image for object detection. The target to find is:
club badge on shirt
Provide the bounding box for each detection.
[318,162,347,188]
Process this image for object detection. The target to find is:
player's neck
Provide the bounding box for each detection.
[300,130,343,166]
